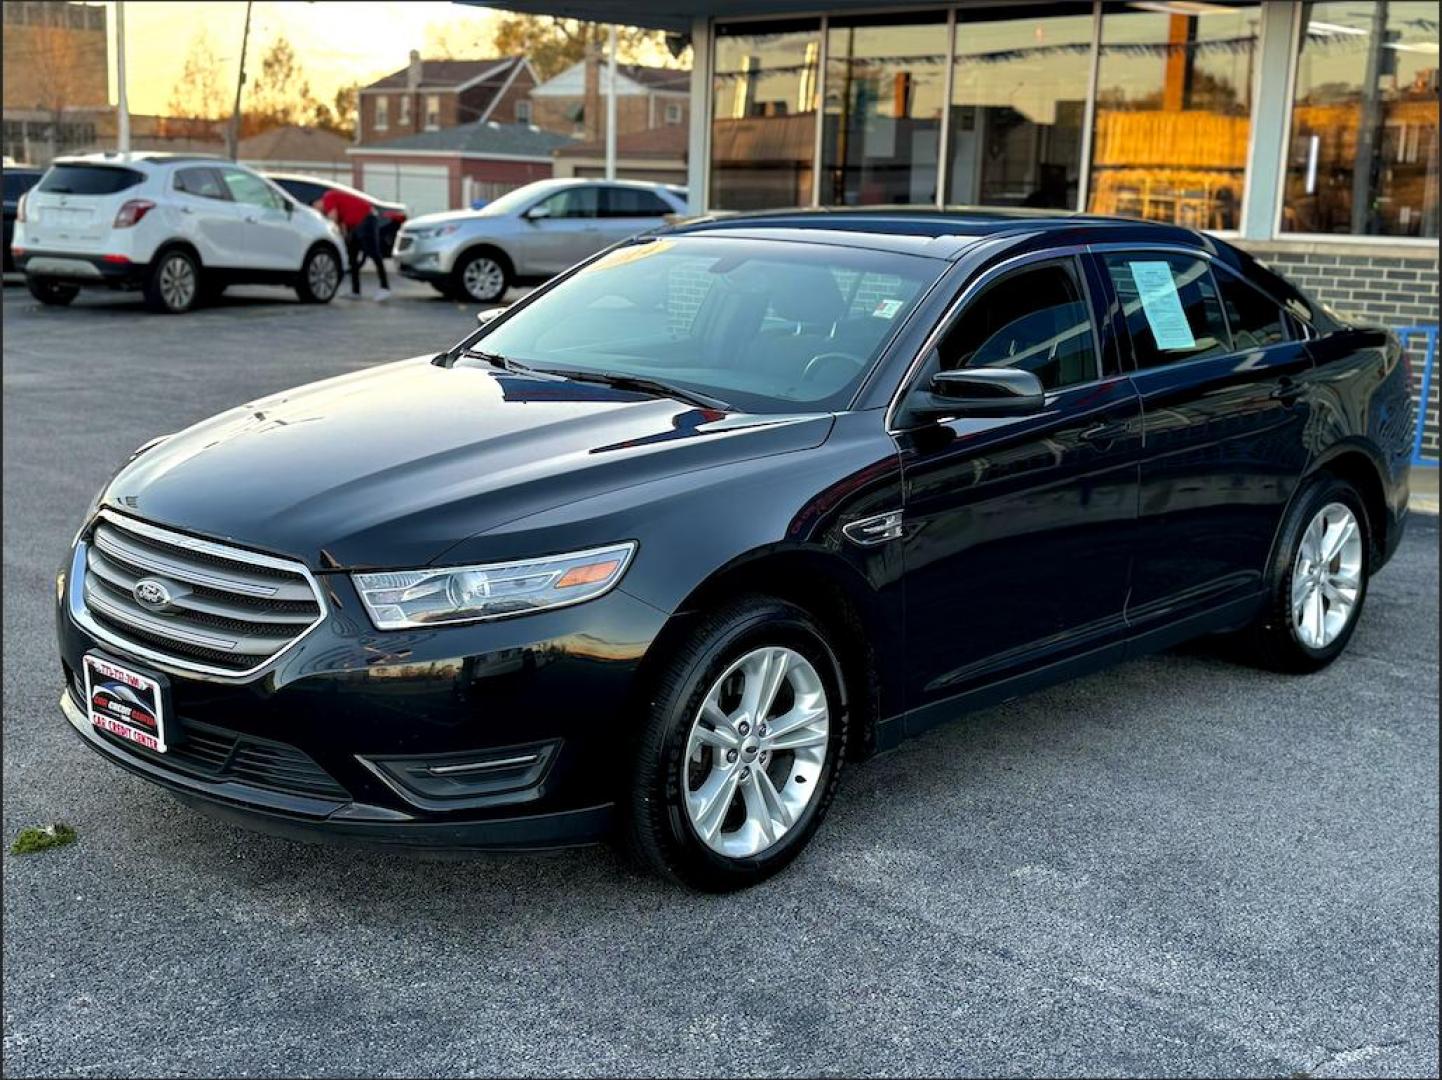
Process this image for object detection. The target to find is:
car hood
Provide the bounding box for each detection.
[404,209,497,230]
[103,357,834,570]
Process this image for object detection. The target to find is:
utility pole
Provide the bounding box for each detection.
[605,24,617,180]
[226,0,254,161]
[116,1,130,151]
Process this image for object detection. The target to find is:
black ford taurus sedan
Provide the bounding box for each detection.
[57,209,1414,890]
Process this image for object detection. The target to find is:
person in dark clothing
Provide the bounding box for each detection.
[315,187,390,300]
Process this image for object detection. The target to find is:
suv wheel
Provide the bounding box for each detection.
[26,277,80,306]
[1241,475,1370,673]
[144,249,199,314]
[296,245,340,304]
[624,597,847,891]
[451,250,509,303]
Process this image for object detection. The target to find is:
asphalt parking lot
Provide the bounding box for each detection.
[3,274,1438,1078]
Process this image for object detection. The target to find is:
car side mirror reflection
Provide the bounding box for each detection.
[901,366,1046,426]
[524,205,551,221]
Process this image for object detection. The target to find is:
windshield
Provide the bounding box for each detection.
[470,236,943,413]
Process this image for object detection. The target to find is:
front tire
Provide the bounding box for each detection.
[450,249,509,303]
[143,249,199,314]
[624,597,847,891]
[1241,476,1370,673]
[26,276,79,306]
[296,245,341,304]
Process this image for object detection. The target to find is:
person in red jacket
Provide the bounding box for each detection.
[315,187,390,300]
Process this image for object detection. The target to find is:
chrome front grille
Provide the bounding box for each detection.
[77,511,326,677]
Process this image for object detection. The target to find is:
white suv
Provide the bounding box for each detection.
[10,153,344,314]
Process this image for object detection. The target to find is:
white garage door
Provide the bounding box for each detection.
[362,163,451,217]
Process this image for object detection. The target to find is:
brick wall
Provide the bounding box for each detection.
[1236,239,1440,461]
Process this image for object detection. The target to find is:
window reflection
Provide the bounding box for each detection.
[947,4,1094,208]
[1283,1,1440,237]
[821,13,947,206]
[711,20,821,210]
[1088,1,1261,230]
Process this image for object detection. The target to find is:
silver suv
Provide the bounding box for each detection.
[395,178,687,303]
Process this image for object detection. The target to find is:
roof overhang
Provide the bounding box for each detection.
[452,0,893,34]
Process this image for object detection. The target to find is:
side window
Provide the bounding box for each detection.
[174,167,228,200]
[220,168,283,210]
[1215,269,1287,349]
[283,180,324,205]
[938,260,1099,392]
[1103,253,1230,369]
[535,186,599,219]
[602,187,672,218]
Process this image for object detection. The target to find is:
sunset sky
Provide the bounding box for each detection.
[106,2,532,115]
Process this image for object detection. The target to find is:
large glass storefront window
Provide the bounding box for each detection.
[946,4,1094,208]
[711,20,822,210]
[1283,1,1440,237]
[821,12,947,206]
[1088,2,1261,230]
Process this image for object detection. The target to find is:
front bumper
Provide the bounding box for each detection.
[16,250,147,288]
[57,538,671,852]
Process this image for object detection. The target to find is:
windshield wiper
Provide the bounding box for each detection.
[538,368,731,412]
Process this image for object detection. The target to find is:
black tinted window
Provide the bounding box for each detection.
[3,171,41,200]
[38,164,145,195]
[1104,254,1230,369]
[535,186,599,218]
[174,167,228,200]
[939,260,1098,391]
[1216,269,1287,349]
[276,179,324,204]
[603,187,672,217]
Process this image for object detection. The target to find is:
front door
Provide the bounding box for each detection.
[896,255,1142,730]
[1092,251,1315,635]
[517,186,603,275]
[218,167,306,272]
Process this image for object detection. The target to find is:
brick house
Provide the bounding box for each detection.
[357,52,538,147]
[527,55,690,142]
[552,123,687,185]
[348,120,574,217]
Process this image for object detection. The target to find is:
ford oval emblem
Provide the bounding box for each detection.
[132,578,172,610]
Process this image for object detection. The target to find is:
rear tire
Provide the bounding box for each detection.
[143,249,199,314]
[1239,475,1370,673]
[450,249,509,303]
[623,596,847,891]
[26,276,79,306]
[296,245,341,304]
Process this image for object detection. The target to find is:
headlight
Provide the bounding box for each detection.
[412,223,461,240]
[353,542,637,629]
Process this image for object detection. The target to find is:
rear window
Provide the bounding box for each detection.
[38,164,145,196]
[3,171,42,200]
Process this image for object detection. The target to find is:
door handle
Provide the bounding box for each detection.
[1079,421,1128,446]
[180,206,194,215]
[1270,379,1303,406]
[244,215,259,224]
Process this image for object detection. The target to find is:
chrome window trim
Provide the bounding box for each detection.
[69,509,331,682]
[884,243,1095,434]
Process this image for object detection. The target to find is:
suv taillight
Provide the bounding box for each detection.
[15,191,27,223]
[113,199,155,228]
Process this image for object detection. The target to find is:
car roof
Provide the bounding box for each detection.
[264,172,404,207]
[51,151,227,168]
[665,206,1217,261]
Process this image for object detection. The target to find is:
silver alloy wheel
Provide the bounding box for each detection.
[683,645,830,858]
[158,254,196,311]
[1291,501,1364,649]
[462,256,505,301]
[308,250,339,299]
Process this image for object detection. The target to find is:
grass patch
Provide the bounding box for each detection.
[10,822,78,855]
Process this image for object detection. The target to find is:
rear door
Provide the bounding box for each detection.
[171,166,236,266]
[597,186,674,246]
[1092,249,1315,639]
[217,166,305,271]
[23,163,146,252]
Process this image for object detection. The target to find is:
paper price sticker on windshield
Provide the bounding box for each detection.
[1128,261,1196,351]
[872,298,905,320]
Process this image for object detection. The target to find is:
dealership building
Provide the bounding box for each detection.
[475,0,1439,460]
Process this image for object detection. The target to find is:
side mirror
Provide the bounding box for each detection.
[475,306,507,326]
[901,366,1046,425]
[524,205,551,221]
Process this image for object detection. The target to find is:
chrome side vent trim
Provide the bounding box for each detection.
[842,510,905,547]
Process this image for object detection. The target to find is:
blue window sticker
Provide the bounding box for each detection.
[1128,261,1196,351]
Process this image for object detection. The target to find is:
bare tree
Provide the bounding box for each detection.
[25,16,86,160]
[167,30,227,134]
